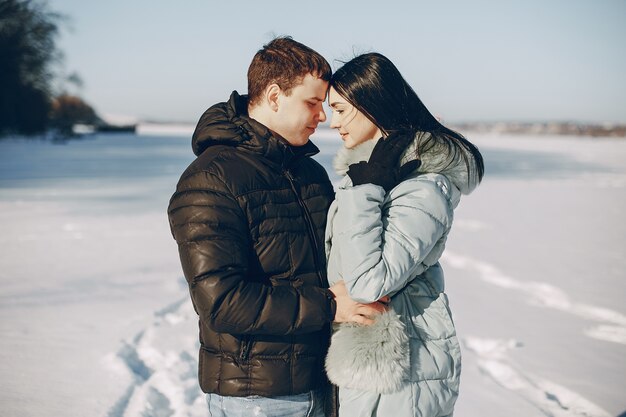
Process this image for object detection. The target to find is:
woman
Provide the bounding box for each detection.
[324,53,484,416]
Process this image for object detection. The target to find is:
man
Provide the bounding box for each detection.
[168,37,384,416]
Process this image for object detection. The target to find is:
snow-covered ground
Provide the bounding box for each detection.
[0,127,624,417]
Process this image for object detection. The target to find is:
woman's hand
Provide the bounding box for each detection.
[346,130,421,192]
[329,280,389,325]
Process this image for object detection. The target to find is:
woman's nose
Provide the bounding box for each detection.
[329,114,339,129]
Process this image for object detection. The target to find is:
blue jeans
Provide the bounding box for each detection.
[206,390,324,417]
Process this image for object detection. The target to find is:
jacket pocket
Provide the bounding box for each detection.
[406,292,457,341]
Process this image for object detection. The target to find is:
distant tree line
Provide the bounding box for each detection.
[0,0,97,136]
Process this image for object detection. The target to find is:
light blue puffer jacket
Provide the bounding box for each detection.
[324,133,481,417]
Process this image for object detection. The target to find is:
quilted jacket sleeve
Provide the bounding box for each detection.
[332,174,453,303]
[168,170,336,336]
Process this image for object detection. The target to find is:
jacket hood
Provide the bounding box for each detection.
[191,91,319,166]
[333,132,481,194]
[192,91,243,156]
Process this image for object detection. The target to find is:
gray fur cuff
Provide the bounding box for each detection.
[325,309,409,394]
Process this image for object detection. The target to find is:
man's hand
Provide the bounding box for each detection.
[329,280,389,325]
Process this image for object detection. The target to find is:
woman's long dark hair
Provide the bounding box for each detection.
[331,52,484,184]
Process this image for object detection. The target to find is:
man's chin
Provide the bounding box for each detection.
[286,135,310,147]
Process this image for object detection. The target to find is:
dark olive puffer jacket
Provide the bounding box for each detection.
[168,91,337,397]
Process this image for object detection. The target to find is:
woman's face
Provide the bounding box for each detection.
[328,87,382,149]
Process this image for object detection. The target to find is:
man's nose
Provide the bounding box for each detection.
[318,108,327,123]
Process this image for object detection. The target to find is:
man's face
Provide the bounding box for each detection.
[274,74,328,146]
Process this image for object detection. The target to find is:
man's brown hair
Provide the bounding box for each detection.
[247,36,331,107]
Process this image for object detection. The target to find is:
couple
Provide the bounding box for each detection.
[167,37,484,417]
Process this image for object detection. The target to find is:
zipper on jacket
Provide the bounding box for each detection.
[284,169,325,287]
[239,335,252,361]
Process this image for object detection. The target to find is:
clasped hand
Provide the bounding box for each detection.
[329,280,390,326]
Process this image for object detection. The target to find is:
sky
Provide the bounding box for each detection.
[50,0,626,124]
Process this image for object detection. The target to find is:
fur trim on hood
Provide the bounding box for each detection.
[333,132,481,194]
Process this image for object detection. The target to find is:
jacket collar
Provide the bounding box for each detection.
[333,131,480,195]
[192,91,319,168]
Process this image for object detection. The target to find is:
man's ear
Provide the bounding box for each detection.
[265,84,281,112]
